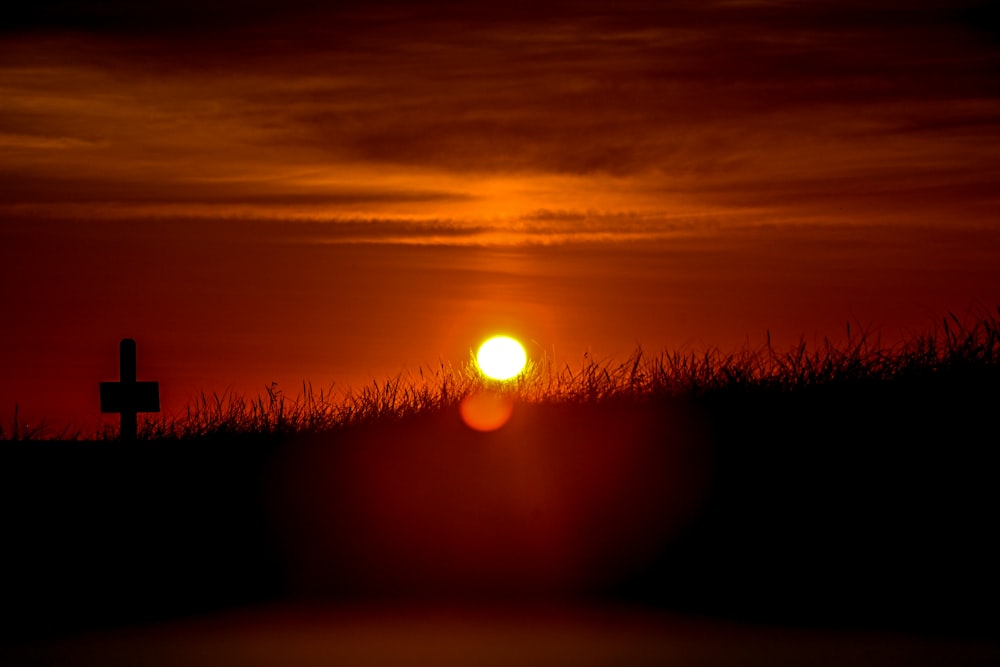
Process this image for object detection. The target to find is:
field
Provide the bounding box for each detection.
[2,312,999,663]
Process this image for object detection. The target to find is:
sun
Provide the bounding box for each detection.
[476,335,527,381]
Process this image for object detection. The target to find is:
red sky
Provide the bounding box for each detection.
[2,1,1000,431]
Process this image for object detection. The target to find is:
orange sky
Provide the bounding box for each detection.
[2,1,1000,431]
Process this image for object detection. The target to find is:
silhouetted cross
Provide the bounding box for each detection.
[100,338,160,442]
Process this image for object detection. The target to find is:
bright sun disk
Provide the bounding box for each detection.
[476,336,527,381]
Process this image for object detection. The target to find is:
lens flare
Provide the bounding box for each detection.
[459,391,514,432]
[476,336,527,381]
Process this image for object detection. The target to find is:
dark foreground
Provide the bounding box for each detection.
[6,604,1000,667]
[2,372,999,660]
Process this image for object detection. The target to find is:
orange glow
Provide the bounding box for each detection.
[459,391,514,432]
[276,402,711,598]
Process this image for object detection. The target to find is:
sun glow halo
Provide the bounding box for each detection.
[476,336,528,381]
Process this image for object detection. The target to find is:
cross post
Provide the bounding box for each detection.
[100,338,160,442]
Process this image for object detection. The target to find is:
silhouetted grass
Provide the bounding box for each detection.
[3,307,998,442]
[148,307,1000,440]
[0,404,86,442]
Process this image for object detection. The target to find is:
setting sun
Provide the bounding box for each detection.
[476,336,528,381]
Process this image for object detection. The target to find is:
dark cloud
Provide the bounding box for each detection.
[2,0,999,223]
[239,1,1000,179]
[0,171,473,207]
[2,0,336,35]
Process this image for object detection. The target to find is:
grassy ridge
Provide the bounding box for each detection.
[8,308,993,442]
[152,307,1000,440]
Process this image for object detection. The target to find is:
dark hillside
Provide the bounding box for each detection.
[2,315,998,640]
